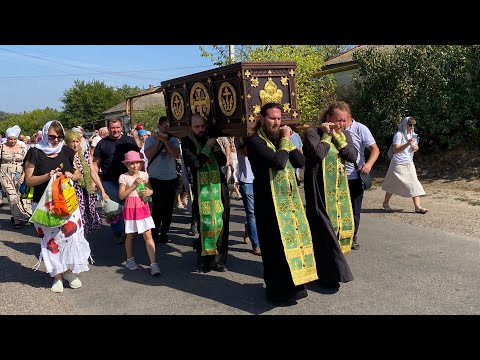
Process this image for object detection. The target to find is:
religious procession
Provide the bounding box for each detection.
[0,60,429,309]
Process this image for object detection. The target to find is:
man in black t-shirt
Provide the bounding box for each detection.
[92,117,138,243]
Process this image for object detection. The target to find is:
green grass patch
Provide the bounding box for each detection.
[455,197,480,206]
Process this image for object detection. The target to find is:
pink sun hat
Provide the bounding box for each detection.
[122,150,145,164]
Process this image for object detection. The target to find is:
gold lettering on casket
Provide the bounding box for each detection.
[171,91,185,121]
[190,82,211,117]
[218,82,237,116]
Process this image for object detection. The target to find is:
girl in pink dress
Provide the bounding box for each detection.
[118,151,160,276]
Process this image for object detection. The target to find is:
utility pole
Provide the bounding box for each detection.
[229,45,235,63]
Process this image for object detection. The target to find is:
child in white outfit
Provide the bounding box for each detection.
[118,150,160,276]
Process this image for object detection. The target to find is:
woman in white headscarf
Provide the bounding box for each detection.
[0,125,31,228]
[24,120,91,293]
[382,116,428,213]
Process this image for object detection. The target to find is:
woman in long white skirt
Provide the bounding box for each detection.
[25,121,91,293]
[382,116,428,214]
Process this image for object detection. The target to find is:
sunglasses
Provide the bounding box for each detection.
[47,135,64,141]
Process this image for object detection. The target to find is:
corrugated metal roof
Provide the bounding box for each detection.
[102,86,165,115]
[324,45,399,67]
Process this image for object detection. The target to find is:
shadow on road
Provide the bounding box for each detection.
[0,253,50,289]
[361,208,404,214]
[83,207,279,314]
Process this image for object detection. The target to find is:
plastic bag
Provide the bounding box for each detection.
[51,174,78,216]
[30,176,67,228]
[101,198,124,224]
[387,144,394,160]
[20,182,34,199]
[136,182,152,203]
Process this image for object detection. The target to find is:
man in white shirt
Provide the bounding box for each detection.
[90,127,108,157]
[343,102,379,250]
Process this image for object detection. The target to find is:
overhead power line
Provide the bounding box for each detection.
[0,65,214,80]
[0,47,213,81]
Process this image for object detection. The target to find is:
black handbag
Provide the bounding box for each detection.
[354,162,372,190]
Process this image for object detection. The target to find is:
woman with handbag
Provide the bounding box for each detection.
[24,120,91,293]
[382,116,428,214]
[303,102,358,289]
[0,125,31,228]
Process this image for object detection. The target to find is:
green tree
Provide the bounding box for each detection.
[350,45,480,153]
[60,80,140,130]
[0,111,7,122]
[0,108,62,136]
[199,45,346,122]
[132,105,166,132]
[116,84,142,100]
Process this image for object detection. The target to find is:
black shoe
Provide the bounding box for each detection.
[317,280,340,289]
[200,263,211,273]
[295,288,308,300]
[266,295,297,307]
[213,264,228,272]
[188,228,198,236]
[351,241,360,250]
[160,234,171,243]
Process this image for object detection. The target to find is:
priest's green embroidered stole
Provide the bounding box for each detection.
[322,132,354,254]
[258,128,318,285]
[190,133,224,256]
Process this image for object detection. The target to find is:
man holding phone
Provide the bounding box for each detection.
[143,116,180,243]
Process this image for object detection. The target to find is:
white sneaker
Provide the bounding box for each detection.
[51,278,64,293]
[63,272,82,289]
[125,257,139,270]
[150,262,161,276]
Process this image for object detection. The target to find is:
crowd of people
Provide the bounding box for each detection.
[0,100,427,306]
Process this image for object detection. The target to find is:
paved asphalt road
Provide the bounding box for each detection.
[1,195,479,315]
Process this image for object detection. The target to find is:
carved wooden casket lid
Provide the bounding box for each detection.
[161,62,299,138]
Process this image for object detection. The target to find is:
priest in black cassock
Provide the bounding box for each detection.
[303,101,356,289]
[247,102,318,306]
[181,114,230,273]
